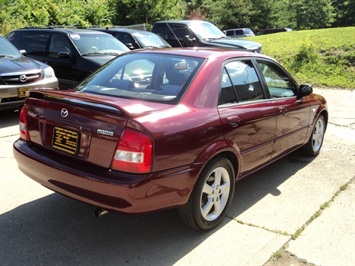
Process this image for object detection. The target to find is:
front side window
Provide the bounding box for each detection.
[77,53,204,103]
[170,25,191,43]
[256,60,297,98]
[219,60,264,105]
[49,34,71,57]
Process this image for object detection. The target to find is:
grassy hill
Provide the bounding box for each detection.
[247,27,355,89]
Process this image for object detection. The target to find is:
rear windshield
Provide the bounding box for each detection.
[76,53,204,103]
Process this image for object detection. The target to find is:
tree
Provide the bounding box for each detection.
[290,0,335,29]
[332,0,355,27]
[113,0,188,27]
[201,0,254,30]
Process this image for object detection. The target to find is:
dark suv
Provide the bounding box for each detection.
[92,28,171,50]
[7,27,129,89]
[152,20,262,53]
[0,35,58,111]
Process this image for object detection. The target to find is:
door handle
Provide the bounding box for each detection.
[227,115,240,127]
[279,106,288,115]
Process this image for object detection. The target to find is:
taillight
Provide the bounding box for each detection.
[19,106,30,141]
[111,128,153,173]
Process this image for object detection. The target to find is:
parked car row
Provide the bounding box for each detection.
[1,21,264,111]
[7,28,130,90]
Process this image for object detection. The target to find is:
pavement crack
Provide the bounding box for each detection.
[291,179,352,240]
[228,217,291,236]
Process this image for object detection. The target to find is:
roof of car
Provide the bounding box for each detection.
[225,28,251,31]
[129,47,272,60]
[97,28,151,34]
[14,27,110,35]
[154,20,211,26]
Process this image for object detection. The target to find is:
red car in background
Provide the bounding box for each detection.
[13,48,328,230]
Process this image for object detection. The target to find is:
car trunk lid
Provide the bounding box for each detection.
[22,89,166,168]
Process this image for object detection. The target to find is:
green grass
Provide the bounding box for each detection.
[247,27,355,88]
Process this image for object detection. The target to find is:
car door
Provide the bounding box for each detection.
[255,59,311,158]
[217,59,278,175]
[45,33,77,89]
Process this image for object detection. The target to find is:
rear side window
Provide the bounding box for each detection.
[7,31,49,56]
[219,60,264,105]
[77,53,204,103]
[225,30,234,36]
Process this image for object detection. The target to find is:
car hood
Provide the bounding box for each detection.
[0,56,43,74]
[207,37,261,51]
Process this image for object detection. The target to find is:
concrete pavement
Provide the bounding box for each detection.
[0,88,354,266]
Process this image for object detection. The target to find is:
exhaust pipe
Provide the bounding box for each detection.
[94,208,108,218]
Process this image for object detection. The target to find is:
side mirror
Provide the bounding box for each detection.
[58,52,70,60]
[183,35,196,47]
[297,84,313,99]
[125,43,135,50]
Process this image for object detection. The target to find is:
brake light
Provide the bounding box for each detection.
[19,106,30,141]
[111,128,153,173]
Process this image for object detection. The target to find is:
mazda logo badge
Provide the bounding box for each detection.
[19,75,27,83]
[61,108,68,117]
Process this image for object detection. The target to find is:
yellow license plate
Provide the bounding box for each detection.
[18,87,31,98]
[52,127,80,155]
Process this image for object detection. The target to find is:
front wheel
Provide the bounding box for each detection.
[303,114,326,156]
[178,157,235,230]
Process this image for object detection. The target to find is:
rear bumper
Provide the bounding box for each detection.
[13,139,201,213]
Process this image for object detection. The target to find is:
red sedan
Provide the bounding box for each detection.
[13,48,328,230]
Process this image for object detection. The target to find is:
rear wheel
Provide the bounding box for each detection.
[178,157,235,230]
[303,115,326,156]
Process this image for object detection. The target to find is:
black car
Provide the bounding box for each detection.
[0,35,58,111]
[93,28,171,50]
[152,20,262,53]
[7,27,129,89]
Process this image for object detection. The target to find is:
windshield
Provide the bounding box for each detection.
[69,33,129,56]
[76,53,204,103]
[133,32,171,48]
[0,36,22,58]
[189,21,226,40]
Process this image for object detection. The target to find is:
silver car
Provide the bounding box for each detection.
[0,35,58,111]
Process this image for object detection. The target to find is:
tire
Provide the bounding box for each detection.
[178,157,235,230]
[303,115,326,156]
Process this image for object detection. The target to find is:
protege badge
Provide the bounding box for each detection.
[97,129,114,136]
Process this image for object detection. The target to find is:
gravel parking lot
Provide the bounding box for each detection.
[1,88,354,265]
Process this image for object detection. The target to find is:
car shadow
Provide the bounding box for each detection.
[0,109,20,128]
[0,150,314,265]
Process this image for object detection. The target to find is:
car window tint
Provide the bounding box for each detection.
[256,60,296,98]
[77,53,204,103]
[49,34,71,57]
[223,60,264,103]
[219,68,238,105]
[8,31,49,56]
[170,25,191,43]
[116,32,138,49]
